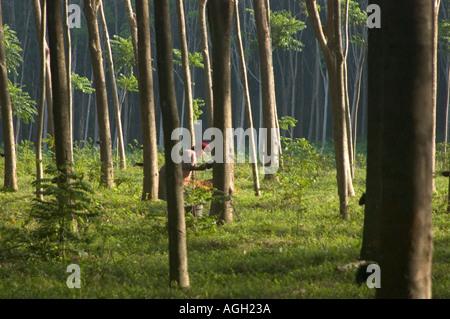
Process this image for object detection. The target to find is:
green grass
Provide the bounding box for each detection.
[0,143,448,299]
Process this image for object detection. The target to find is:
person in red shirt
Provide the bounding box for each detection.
[158,142,212,201]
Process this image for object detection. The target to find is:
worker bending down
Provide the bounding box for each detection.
[158,142,213,201]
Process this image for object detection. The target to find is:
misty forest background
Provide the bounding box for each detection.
[2,0,450,150]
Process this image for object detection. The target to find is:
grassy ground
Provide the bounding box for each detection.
[0,142,448,299]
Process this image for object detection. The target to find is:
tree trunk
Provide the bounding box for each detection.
[208,0,235,224]
[136,0,159,200]
[153,0,190,288]
[176,0,195,146]
[0,0,18,191]
[253,0,279,179]
[431,0,440,190]
[32,0,54,148]
[306,0,354,219]
[360,4,384,261]
[376,0,433,299]
[63,0,73,161]
[235,0,260,196]
[198,0,214,128]
[99,0,126,170]
[34,0,47,199]
[84,0,114,189]
[47,0,73,177]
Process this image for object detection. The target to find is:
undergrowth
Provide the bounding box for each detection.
[0,140,448,299]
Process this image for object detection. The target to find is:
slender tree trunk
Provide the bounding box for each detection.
[208,0,235,224]
[343,0,354,181]
[360,4,383,261]
[306,0,354,219]
[153,0,189,288]
[99,0,126,169]
[376,0,433,299]
[136,0,159,200]
[84,0,114,188]
[253,0,279,179]
[176,0,195,146]
[431,0,440,190]
[0,0,18,191]
[235,0,260,196]
[198,0,214,128]
[35,0,47,199]
[63,0,73,161]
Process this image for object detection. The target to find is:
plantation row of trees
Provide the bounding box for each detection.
[0,0,440,298]
[0,0,446,147]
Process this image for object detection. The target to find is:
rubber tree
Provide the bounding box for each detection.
[153,0,190,288]
[253,0,280,180]
[136,0,159,200]
[84,0,115,188]
[306,0,355,219]
[373,0,434,299]
[208,0,235,224]
[47,0,73,178]
[0,0,18,191]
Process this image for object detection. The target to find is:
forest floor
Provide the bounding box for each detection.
[0,140,448,299]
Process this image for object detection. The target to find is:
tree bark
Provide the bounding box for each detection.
[0,0,18,191]
[208,0,235,224]
[32,0,54,149]
[176,0,195,146]
[360,3,383,262]
[306,0,354,219]
[198,0,214,128]
[47,0,73,178]
[376,0,433,299]
[99,0,126,170]
[431,0,440,190]
[84,0,114,188]
[136,0,159,200]
[35,0,47,199]
[253,0,279,179]
[235,0,260,196]
[153,0,190,288]
[63,0,73,162]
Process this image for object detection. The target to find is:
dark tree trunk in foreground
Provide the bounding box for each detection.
[84,0,114,188]
[136,0,159,200]
[208,0,235,224]
[154,0,189,288]
[0,0,18,191]
[375,0,433,299]
[47,0,73,177]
